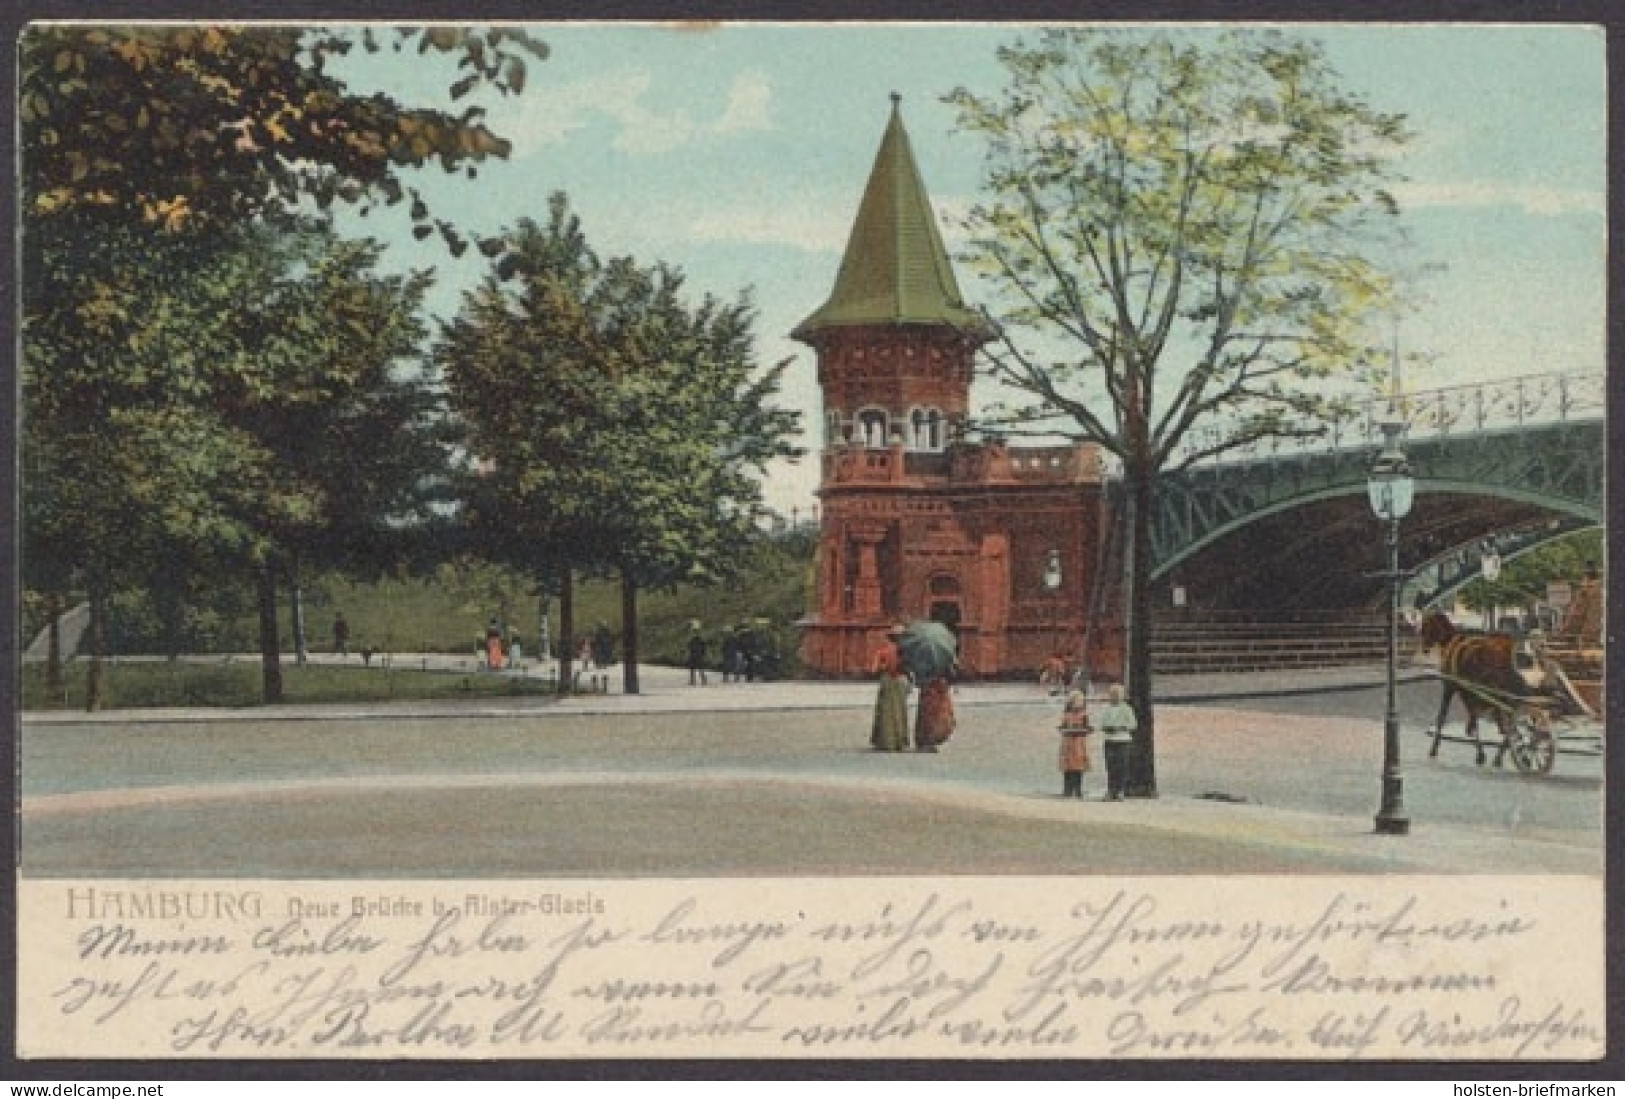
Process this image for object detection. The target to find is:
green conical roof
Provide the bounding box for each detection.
[794,96,990,340]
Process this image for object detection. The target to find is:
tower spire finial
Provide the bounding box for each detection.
[890,91,901,107]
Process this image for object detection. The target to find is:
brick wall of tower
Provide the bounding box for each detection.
[800,413,1121,679]
[812,326,977,449]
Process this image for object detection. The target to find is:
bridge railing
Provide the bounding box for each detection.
[1167,370,1604,470]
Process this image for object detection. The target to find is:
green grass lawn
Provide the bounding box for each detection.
[24,538,816,709]
[221,543,813,669]
[21,660,558,711]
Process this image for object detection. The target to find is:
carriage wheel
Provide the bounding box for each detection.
[1506,707,1556,775]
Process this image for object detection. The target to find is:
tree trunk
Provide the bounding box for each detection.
[557,565,574,693]
[45,589,64,701]
[1124,459,1159,798]
[289,550,308,666]
[620,563,640,696]
[84,584,107,713]
[157,563,186,661]
[257,556,284,704]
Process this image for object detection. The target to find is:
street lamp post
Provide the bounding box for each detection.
[1480,544,1502,631]
[1367,416,1414,836]
[1043,549,1063,655]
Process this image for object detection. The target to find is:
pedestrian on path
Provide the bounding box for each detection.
[592,623,615,670]
[720,628,740,684]
[1098,683,1138,801]
[870,625,910,752]
[687,622,710,686]
[574,637,594,691]
[486,617,505,672]
[740,623,759,683]
[332,613,349,658]
[1039,653,1068,695]
[1057,687,1092,798]
[913,675,955,752]
[507,631,523,673]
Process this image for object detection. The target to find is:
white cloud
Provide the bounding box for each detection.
[597,69,696,155]
[500,66,772,158]
[685,202,851,253]
[501,67,695,156]
[1392,180,1603,218]
[713,69,773,134]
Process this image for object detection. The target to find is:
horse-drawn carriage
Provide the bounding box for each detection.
[1417,612,1602,776]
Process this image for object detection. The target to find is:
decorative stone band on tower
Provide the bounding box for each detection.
[794,97,1122,679]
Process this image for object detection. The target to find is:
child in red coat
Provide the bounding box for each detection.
[1058,688,1092,798]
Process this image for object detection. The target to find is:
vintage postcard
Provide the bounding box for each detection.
[12,20,1609,1064]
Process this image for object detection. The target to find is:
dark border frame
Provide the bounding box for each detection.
[3,1,1619,1081]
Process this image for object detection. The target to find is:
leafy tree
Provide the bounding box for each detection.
[436,197,607,690]
[20,25,545,706]
[586,259,802,692]
[222,227,447,700]
[21,25,542,243]
[947,28,1410,794]
[23,216,448,704]
[437,195,801,693]
[1457,529,1603,620]
[23,225,276,707]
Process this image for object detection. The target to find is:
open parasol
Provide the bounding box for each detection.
[897,619,958,682]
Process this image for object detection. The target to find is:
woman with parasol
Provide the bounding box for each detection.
[869,624,911,752]
[899,620,959,753]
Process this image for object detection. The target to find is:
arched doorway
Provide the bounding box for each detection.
[927,573,962,638]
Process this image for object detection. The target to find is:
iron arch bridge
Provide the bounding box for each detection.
[1143,371,1603,613]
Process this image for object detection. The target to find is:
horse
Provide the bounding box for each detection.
[1416,612,1533,767]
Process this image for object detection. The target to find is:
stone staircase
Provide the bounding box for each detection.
[1151,614,1414,674]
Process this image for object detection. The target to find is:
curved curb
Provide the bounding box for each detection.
[18,671,1439,726]
[21,766,1598,876]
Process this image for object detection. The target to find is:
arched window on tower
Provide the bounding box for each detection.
[909,407,945,451]
[825,410,842,446]
[857,408,888,449]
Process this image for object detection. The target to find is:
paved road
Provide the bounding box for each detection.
[21,667,1601,878]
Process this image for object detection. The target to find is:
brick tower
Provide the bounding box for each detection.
[794,97,1118,679]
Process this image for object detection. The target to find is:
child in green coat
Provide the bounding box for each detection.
[1098,684,1139,800]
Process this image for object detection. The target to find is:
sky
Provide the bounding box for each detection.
[331,22,1607,518]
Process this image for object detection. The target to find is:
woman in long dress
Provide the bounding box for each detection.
[914,676,955,752]
[870,627,910,752]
